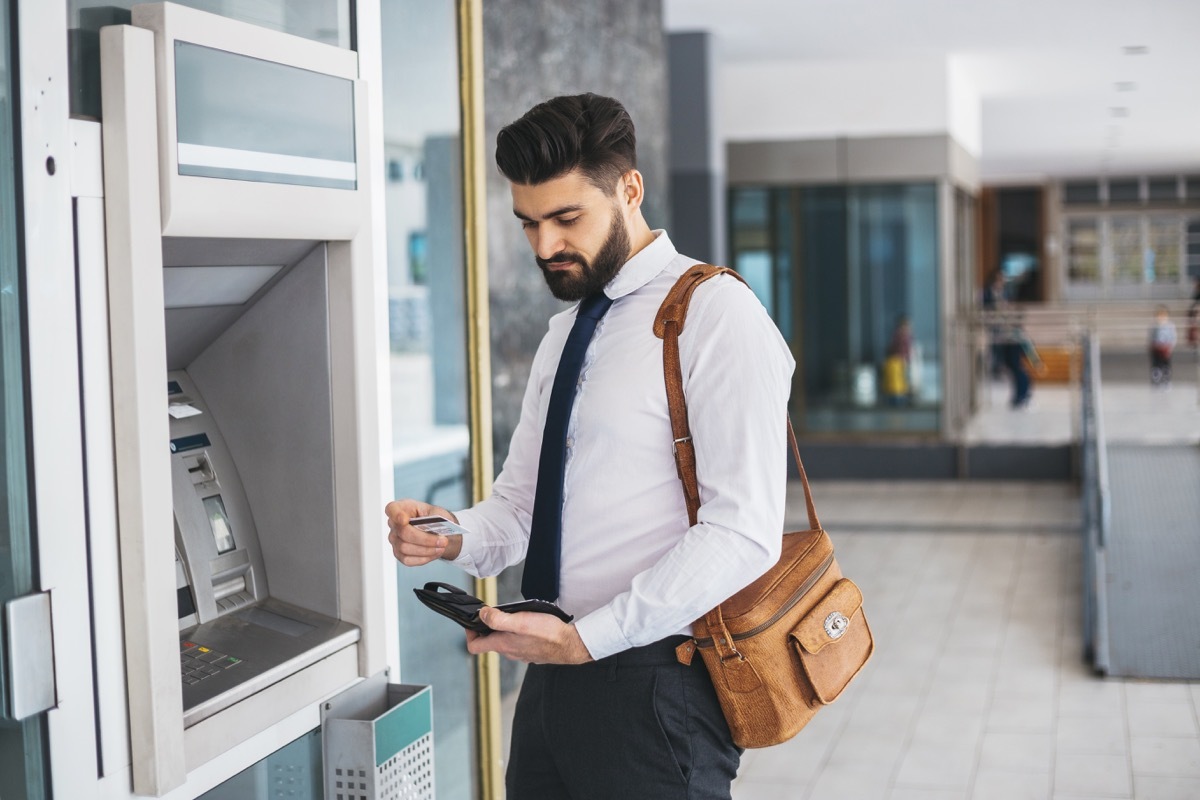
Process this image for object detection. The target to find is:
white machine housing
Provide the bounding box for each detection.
[97,3,394,795]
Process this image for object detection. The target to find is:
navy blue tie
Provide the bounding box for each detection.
[522,291,615,601]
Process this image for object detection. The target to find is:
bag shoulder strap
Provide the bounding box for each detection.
[653,264,820,532]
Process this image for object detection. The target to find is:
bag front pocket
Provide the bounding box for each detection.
[790,578,874,704]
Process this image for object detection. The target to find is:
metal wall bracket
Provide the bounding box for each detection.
[3,591,58,720]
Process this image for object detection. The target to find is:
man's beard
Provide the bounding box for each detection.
[536,208,630,301]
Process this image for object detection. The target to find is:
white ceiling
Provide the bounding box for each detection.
[664,0,1200,180]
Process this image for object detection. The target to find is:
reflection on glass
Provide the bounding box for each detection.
[1107,178,1141,205]
[203,495,236,554]
[730,184,944,434]
[773,189,795,341]
[0,0,50,793]
[1110,217,1142,284]
[1147,178,1179,203]
[197,727,322,799]
[731,188,773,311]
[1188,220,1200,277]
[1066,219,1100,283]
[381,3,477,799]
[68,0,353,119]
[1147,218,1181,284]
[1063,180,1100,206]
[174,42,357,190]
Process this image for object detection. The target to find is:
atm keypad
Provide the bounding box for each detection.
[180,640,243,685]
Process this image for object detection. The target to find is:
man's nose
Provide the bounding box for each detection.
[534,227,565,260]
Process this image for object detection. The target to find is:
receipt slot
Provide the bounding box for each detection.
[99,4,393,795]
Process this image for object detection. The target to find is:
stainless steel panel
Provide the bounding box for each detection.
[181,597,358,727]
[4,592,56,720]
[188,243,338,619]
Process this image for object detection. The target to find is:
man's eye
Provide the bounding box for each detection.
[558,217,580,226]
[521,221,537,230]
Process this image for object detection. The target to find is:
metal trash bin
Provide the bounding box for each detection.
[321,672,434,800]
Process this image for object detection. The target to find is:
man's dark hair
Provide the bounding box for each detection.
[495,93,636,192]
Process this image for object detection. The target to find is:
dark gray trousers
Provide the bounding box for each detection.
[506,636,742,799]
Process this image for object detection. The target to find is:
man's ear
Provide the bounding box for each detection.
[619,169,644,212]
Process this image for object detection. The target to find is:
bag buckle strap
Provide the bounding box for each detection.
[672,435,692,455]
[709,617,744,662]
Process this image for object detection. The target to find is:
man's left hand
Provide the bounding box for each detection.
[466,608,593,665]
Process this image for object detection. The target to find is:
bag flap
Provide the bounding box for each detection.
[791,579,863,655]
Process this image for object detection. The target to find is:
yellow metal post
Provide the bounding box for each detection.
[456,0,503,797]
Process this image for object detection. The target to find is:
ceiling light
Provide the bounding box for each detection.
[1115,81,1137,92]
[1122,45,1149,55]
[1109,107,1129,118]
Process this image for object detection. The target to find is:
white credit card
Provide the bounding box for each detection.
[408,515,471,537]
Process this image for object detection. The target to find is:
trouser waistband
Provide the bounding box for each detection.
[590,635,692,667]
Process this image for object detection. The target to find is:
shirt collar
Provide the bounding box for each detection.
[604,230,677,300]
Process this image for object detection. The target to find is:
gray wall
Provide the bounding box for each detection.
[483,0,668,474]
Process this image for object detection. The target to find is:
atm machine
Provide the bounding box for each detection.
[76,3,402,796]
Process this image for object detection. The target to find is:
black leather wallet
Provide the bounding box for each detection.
[413,582,573,634]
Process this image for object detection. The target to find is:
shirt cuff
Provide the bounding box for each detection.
[573,604,633,662]
[447,508,482,574]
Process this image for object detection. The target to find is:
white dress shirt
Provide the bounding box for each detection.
[454,231,796,661]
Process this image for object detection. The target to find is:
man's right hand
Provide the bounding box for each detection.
[385,499,463,566]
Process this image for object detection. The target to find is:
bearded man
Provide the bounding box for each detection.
[387,93,794,799]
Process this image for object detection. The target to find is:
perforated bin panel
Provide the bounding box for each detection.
[323,678,434,800]
[377,731,434,799]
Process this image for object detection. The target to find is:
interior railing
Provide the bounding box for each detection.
[1079,333,1111,673]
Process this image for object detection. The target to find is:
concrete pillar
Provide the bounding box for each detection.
[668,31,724,265]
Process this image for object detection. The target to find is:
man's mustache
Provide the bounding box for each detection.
[537,252,587,270]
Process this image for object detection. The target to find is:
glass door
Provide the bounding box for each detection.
[0,0,51,796]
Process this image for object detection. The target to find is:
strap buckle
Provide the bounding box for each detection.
[672,436,692,455]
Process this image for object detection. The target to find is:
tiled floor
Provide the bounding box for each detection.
[964,378,1200,446]
[733,482,1200,800]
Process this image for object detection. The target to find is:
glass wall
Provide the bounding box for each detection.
[197,728,322,799]
[1064,212,1196,297]
[381,3,478,799]
[68,0,353,119]
[1,0,50,795]
[730,183,942,434]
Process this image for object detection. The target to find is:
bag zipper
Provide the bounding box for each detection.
[693,552,835,649]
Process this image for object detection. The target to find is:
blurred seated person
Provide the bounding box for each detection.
[882,315,912,406]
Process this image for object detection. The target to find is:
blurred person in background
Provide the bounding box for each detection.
[1000,316,1042,409]
[882,314,912,406]
[982,270,1007,378]
[1187,278,1199,349]
[1149,305,1177,388]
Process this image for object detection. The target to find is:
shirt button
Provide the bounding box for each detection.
[565,437,574,448]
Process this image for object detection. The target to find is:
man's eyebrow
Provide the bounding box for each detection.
[512,204,585,222]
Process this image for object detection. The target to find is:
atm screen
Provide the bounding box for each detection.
[203,495,236,554]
